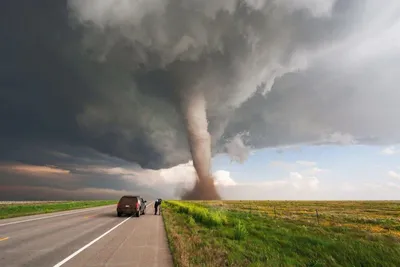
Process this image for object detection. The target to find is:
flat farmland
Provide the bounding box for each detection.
[0,200,117,219]
[162,200,400,267]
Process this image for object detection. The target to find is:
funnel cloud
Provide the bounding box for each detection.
[1,0,400,200]
[180,89,220,199]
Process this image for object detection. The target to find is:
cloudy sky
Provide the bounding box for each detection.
[212,145,400,200]
[1,0,400,200]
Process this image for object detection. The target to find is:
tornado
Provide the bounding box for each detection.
[180,89,221,200]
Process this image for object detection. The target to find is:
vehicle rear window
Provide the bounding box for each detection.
[119,196,138,205]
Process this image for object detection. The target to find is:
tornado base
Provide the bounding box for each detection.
[181,176,221,200]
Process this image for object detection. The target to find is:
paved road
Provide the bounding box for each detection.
[0,203,173,267]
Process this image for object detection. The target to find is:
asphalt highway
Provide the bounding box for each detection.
[0,203,173,267]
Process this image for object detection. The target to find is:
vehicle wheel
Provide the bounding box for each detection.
[117,212,122,217]
[136,211,140,217]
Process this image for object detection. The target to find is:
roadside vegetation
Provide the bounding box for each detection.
[0,200,117,219]
[163,200,400,267]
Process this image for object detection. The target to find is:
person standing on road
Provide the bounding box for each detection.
[154,198,162,215]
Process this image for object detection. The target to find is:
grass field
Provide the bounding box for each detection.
[0,200,117,219]
[162,200,400,267]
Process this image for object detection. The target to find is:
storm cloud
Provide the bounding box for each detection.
[1,0,400,199]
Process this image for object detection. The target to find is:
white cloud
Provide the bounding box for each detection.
[289,172,319,191]
[381,146,399,155]
[213,170,237,186]
[289,171,302,180]
[265,160,324,192]
[388,170,400,180]
[158,161,196,184]
[76,162,239,189]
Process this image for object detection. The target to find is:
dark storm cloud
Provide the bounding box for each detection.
[64,0,371,164]
[0,0,183,169]
[1,0,400,200]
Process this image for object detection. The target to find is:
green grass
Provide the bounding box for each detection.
[168,200,228,227]
[162,200,400,267]
[0,200,117,219]
[233,220,248,241]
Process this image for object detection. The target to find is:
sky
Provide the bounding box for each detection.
[211,145,400,200]
[1,0,400,200]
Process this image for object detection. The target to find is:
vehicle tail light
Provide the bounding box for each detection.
[136,202,139,210]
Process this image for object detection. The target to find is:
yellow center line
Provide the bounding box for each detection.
[0,237,9,242]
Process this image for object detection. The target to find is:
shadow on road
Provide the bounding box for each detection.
[96,212,121,218]
[96,212,153,218]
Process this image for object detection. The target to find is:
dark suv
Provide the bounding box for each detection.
[117,195,147,217]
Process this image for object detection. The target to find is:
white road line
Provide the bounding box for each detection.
[53,201,154,267]
[0,205,115,227]
[52,216,132,267]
